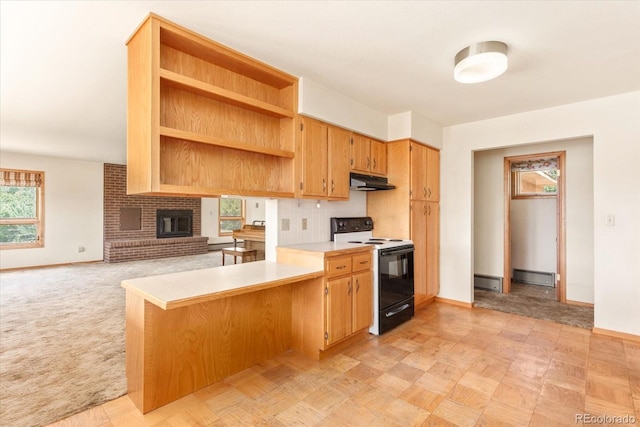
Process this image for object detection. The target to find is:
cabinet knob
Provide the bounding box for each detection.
[348,281,352,295]
[367,157,370,168]
[356,279,360,291]
[373,159,377,169]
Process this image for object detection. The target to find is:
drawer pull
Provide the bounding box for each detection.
[359,261,368,265]
[336,265,346,270]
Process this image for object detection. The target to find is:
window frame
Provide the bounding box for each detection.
[511,169,558,200]
[218,198,245,236]
[0,168,45,249]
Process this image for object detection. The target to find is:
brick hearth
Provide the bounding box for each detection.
[103,164,208,263]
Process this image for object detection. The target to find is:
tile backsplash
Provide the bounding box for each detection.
[276,191,367,246]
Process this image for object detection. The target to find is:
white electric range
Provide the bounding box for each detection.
[330,217,415,335]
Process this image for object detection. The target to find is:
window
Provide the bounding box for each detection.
[219,198,245,236]
[511,157,558,199]
[0,169,44,249]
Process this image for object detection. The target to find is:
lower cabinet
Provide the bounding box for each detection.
[325,254,373,346]
[276,246,373,359]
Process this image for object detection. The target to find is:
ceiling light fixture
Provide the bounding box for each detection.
[454,41,508,84]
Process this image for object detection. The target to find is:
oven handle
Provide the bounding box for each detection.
[385,303,411,318]
[379,245,414,257]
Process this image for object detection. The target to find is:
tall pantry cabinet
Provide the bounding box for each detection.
[367,139,440,306]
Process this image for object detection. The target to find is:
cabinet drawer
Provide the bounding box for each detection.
[326,257,352,278]
[352,253,372,272]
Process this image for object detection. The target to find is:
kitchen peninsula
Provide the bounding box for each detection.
[121,261,323,413]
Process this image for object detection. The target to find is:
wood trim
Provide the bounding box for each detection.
[566,299,594,308]
[557,152,567,303]
[503,151,566,302]
[503,158,511,293]
[592,327,640,343]
[415,295,436,310]
[0,260,103,272]
[435,296,473,309]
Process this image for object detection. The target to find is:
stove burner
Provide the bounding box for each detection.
[348,240,363,244]
[368,238,386,241]
[364,241,379,244]
[389,239,403,242]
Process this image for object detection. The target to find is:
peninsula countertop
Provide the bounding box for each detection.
[276,241,372,254]
[121,261,323,310]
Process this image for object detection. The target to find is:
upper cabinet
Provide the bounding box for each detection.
[351,134,387,176]
[410,141,439,201]
[126,14,298,197]
[296,116,350,200]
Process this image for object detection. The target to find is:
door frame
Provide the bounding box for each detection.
[503,151,566,302]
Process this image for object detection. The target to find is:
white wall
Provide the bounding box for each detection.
[201,197,266,244]
[0,152,103,269]
[474,138,594,303]
[299,77,388,140]
[443,91,640,335]
[510,198,557,274]
[388,111,444,149]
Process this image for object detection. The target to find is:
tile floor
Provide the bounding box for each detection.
[510,282,556,300]
[48,302,639,427]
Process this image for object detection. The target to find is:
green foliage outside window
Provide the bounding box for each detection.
[219,198,244,235]
[0,186,38,243]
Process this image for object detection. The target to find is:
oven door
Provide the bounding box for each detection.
[378,245,414,310]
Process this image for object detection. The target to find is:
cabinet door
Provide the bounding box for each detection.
[410,200,428,304]
[352,270,373,332]
[426,148,440,201]
[350,134,370,173]
[370,139,387,175]
[325,276,352,345]
[410,142,428,201]
[426,202,440,297]
[327,126,351,200]
[300,118,328,197]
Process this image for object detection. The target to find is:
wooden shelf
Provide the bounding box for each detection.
[160,69,295,119]
[126,13,298,197]
[159,127,295,158]
[157,184,294,199]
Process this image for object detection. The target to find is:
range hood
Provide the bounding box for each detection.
[350,172,396,191]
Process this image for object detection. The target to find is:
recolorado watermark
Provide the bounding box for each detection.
[575,414,636,424]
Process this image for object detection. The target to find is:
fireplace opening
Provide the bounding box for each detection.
[157,209,193,238]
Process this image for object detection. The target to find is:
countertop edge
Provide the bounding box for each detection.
[121,267,323,310]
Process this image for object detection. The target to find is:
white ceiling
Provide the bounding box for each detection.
[1,1,639,164]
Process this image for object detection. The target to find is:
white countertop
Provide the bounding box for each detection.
[277,241,371,253]
[121,261,323,310]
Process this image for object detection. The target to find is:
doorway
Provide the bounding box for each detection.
[503,151,566,302]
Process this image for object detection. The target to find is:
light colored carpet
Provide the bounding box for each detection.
[0,251,224,427]
[474,288,594,329]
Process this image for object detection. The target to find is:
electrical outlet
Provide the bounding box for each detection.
[77,246,85,253]
[606,214,616,226]
[302,218,308,230]
[281,218,290,231]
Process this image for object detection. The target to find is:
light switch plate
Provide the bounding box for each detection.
[281,218,290,231]
[302,218,308,230]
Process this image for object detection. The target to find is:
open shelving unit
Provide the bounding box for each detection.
[126,13,298,197]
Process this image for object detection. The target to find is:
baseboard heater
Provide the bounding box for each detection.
[474,274,503,292]
[512,269,555,287]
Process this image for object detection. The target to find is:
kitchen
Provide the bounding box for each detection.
[1,2,639,426]
[120,13,440,413]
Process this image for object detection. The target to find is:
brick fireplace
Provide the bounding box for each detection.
[103,164,208,262]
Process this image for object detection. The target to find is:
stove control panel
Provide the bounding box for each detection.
[330,216,374,239]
